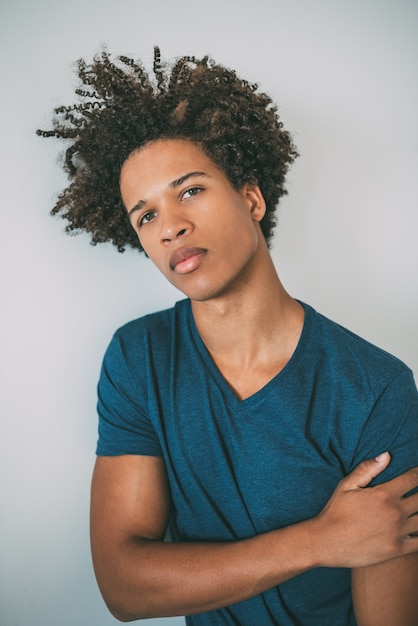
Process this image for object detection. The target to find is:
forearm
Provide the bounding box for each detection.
[93,520,318,621]
[352,553,418,626]
[91,455,418,621]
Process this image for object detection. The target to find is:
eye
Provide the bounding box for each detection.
[138,210,157,226]
[182,186,203,200]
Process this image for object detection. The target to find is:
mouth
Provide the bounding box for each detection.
[169,246,207,275]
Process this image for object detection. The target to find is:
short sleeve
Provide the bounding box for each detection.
[96,332,163,457]
[352,367,418,484]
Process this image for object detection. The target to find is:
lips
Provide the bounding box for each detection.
[169,246,207,274]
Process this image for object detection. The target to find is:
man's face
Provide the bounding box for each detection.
[120,139,266,302]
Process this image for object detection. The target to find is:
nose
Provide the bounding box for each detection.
[159,209,193,244]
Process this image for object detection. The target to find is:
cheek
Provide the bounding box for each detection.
[133,225,155,257]
[139,238,171,276]
[221,209,259,249]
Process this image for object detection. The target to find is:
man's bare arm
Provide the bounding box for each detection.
[90,453,418,622]
[352,553,418,626]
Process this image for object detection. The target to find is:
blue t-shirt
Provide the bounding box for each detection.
[97,300,418,625]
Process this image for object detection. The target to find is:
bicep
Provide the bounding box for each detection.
[352,553,418,626]
[90,455,171,569]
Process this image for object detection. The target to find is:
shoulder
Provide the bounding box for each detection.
[110,298,190,357]
[115,298,189,339]
[300,305,417,479]
[99,299,191,384]
[304,303,413,389]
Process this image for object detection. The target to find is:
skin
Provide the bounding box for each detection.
[91,139,418,623]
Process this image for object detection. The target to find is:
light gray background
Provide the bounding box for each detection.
[1,1,417,624]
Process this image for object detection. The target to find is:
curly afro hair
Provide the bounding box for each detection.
[38,47,298,252]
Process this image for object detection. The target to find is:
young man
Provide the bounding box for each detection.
[39,49,418,625]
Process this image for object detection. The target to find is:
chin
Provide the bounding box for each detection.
[183,282,239,304]
[171,268,245,303]
[180,289,219,303]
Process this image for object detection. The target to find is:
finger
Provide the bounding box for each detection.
[404,515,418,538]
[381,467,418,496]
[404,492,418,518]
[342,452,391,490]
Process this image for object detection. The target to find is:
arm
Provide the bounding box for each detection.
[90,452,418,622]
[352,554,418,626]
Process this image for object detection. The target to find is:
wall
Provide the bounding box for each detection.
[1,1,417,624]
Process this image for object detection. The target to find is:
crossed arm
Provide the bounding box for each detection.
[90,453,418,624]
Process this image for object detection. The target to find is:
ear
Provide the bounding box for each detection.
[242,183,266,222]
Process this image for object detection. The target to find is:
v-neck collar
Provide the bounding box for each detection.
[185,299,313,409]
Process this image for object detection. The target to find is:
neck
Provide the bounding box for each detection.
[191,250,304,369]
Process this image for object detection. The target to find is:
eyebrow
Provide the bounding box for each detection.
[127,171,210,218]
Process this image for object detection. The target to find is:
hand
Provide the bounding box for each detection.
[311,452,418,569]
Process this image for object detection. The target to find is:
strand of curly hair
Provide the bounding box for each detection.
[37,47,298,252]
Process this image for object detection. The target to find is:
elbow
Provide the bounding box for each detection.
[99,581,157,622]
[93,555,152,620]
[108,607,139,623]
[104,596,148,622]
[99,585,155,622]
[92,539,170,620]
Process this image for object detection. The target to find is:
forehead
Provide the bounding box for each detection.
[119,139,226,206]
[123,139,217,177]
